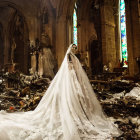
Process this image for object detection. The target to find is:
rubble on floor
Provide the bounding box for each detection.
[93,81,140,140]
[0,71,50,112]
[0,71,140,139]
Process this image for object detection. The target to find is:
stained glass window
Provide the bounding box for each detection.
[120,0,128,67]
[73,4,77,45]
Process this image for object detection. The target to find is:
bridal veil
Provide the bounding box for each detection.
[0,44,122,140]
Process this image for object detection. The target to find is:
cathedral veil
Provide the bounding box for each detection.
[0,44,122,140]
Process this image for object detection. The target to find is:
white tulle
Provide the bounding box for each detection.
[0,44,122,140]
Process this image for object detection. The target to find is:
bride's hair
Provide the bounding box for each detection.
[72,44,77,50]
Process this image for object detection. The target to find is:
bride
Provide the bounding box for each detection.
[0,44,122,140]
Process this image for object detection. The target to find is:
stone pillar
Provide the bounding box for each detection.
[114,0,121,66]
[3,32,8,66]
[66,16,72,49]
[100,1,116,68]
[27,16,40,73]
[56,15,67,67]
[31,54,37,73]
[125,0,140,75]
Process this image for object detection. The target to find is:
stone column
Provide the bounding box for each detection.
[114,0,121,66]
[125,0,140,75]
[56,15,67,67]
[27,16,39,73]
[100,1,116,68]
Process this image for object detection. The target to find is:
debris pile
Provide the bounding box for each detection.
[95,81,140,140]
[0,71,140,139]
[0,71,50,112]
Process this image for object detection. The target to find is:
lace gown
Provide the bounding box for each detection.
[0,44,122,140]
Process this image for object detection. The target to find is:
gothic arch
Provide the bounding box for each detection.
[8,10,29,73]
[0,1,24,15]
[0,1,30,73]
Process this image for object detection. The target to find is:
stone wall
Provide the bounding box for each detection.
[0,0,139,76]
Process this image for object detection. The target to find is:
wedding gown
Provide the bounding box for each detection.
[0,44,122,140]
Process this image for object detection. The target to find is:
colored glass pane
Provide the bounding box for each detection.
[120,0,128,67]
[73,8,77,45]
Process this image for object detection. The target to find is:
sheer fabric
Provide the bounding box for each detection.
[0,44,122,140]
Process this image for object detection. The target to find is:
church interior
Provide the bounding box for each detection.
[0,0,140,139]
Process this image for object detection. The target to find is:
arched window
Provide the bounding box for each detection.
[73,3,77,45]
[120,0,128,67]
